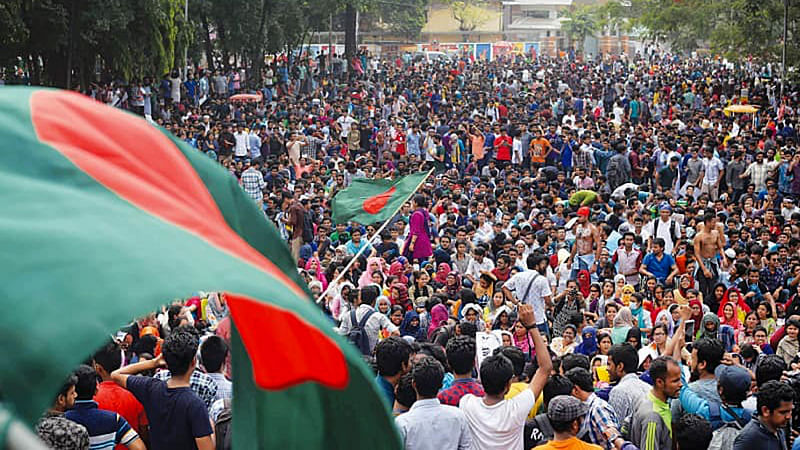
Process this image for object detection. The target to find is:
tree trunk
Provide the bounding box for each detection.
[201,13,215,72]
[249,0,271,88]
[344,3,357,72]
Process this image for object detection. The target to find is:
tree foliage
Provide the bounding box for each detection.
[559,5,599,50]
[448,0,489,32]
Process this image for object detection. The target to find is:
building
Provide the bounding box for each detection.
[501,0,572,56]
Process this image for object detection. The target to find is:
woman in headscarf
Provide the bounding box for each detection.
[427,303,450,339]
[718,301,742,333]
[674,274,702,305]
[330,281,354,322]
[577,269,592,298]
[399,310,426,342]
[358,257,386,288]
[490,305,513,331]
[439,271,462,300]
[389,283,410,311]
[433,262,452,287]
[305,256,328,291]
[654,309,675,337]
[629,292,652,335]
[388,259,408,286]
[611,306,636,344]
[648,323,670,355]
[698,312,736,352]
[461,303,486,332]
[575,326,598,356]
[625,327,642,350]
[688,299,704,324]
[473,271,496,305]
[718,286,750,323]
[376,296,392,316]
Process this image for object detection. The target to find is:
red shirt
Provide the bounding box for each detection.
[437,378,485,406]
[494,135,512,161]
[95,381,148,449]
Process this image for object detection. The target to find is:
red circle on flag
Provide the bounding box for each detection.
[363,186,396,214]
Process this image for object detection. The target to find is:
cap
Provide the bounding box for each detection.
[724,248,737,259]
[659,202,672,212]
[714,365,751,395]
[577,206,591,217]
[547,395,589,422]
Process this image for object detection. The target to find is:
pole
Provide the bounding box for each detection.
[782,0,788,99]
[316,169,434,304]
[183,0,189,81]
[328,12,333,71]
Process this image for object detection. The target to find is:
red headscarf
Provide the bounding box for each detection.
[428,304,450,339]
[388,261,408,285]
[718,287,750,316]
[689,299,704,323]
[434,262,451,285]
[577,270,591,298]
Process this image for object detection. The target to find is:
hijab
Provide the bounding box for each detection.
[698,312,720,341]
[444,272,462,298]
[719,287,749,321]
[655,309,675,337]
[575,326,598,356]
[391,283,410,310]
[679,274,695,297]
[305,257,328,290]
[376,296,392,316]
[612,306,636,345]
[359,257,386,288]
[428,304,450,339]
[577,270,592,298]
[626,327,643,350]
[434,262,452,285]
[689,299,704,323]
[388,261,408,285]
[400,310,425,341]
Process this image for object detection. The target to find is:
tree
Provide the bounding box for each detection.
[381,0,429,41]
[448,0,489,32]
[559,5,599,52]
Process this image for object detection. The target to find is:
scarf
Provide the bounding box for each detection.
[512,321,533,354]
[391,283,410,310]
[400,311,424,340]
[719,287,750,323]
[575,326,598,356]
[626,327,642,350]
[689,299,704,323]
[358,256,386,288]
[698,312,720,341]
[655,309,675,336]
[304,257,328,291]
[388,261,408,285]
[434,262,451,285]
[577,270,592,298]
[428,304,450,339]
[444,273,462,299]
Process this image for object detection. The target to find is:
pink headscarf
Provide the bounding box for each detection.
[428,304,450,339]
[358,257,386,288]
[305,257,328,291]
[434,262,452,285]
[388,261,408,285]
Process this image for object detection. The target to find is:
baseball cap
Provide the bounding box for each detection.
[547,395,589,422]
[714,365,751,396]
[659,202,672,212]
[577,206,591,217]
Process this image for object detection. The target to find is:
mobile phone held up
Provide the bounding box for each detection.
[685,319,695,343]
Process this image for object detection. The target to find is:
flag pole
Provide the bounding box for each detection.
[316,169,434,305]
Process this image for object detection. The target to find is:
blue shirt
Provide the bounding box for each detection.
[642,252,675,283]
[65,400,139,449]
[376,374,395,407]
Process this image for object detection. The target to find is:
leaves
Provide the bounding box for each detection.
[447,0,489,32]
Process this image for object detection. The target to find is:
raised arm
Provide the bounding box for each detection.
[518,304,552,398]
[111,354,166,389]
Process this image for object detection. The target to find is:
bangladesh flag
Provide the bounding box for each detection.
[331,170,432,225]
[0,88,400,449]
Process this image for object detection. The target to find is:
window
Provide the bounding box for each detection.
[522,9,550,19]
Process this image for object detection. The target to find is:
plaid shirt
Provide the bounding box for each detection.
[573,146,594,171]
[580,393,622,450]
[154,369,218,410]
[760,266,785,292]
[437,378,485,407]
[240,167,266,201]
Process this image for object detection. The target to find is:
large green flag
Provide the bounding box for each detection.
[0,87,400,450]
[331,170,432,225]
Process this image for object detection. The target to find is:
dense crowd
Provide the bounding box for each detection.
[30,47,800,450]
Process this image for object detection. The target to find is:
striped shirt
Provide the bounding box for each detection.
[580,393,622,450]
[629,392,672,450]
[64,400,139,450]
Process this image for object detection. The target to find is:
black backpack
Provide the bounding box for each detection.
[524,413,554,450]
[214,398,232,450]
[653,219,679,244]
[301,210,314,244]
[347,309,375,355]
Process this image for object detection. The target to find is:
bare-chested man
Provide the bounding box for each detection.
[693,211,727,311]
[570,206,602,277]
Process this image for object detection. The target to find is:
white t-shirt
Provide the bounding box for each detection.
[460,389,535,450]
[504,271,551,325]
[233,132,249,157]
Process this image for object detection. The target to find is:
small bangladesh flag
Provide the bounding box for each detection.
[331,170,432,225]
[0,87,400,450]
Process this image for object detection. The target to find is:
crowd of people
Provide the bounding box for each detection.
[31,46,800,450]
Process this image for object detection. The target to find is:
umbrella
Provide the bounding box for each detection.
[723,104,759,114]
[230,93,263,103]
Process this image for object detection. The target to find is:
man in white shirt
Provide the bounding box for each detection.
[643,204,681,254]
[459,304,552,450]
[395,356,473,450]
[502,254,552,337]
[465,247,494,285]
[233,125,249,158]
[700,146,725,201]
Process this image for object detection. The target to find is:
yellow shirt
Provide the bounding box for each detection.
[506,382,537,420]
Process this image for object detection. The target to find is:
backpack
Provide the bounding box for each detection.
[653,218,679,244]
[606,155,626,189]
[347,309,375,355]
[214,398,233,450]
[301,210,315,244]
[708,403,751,450]
[524,413,554,450]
